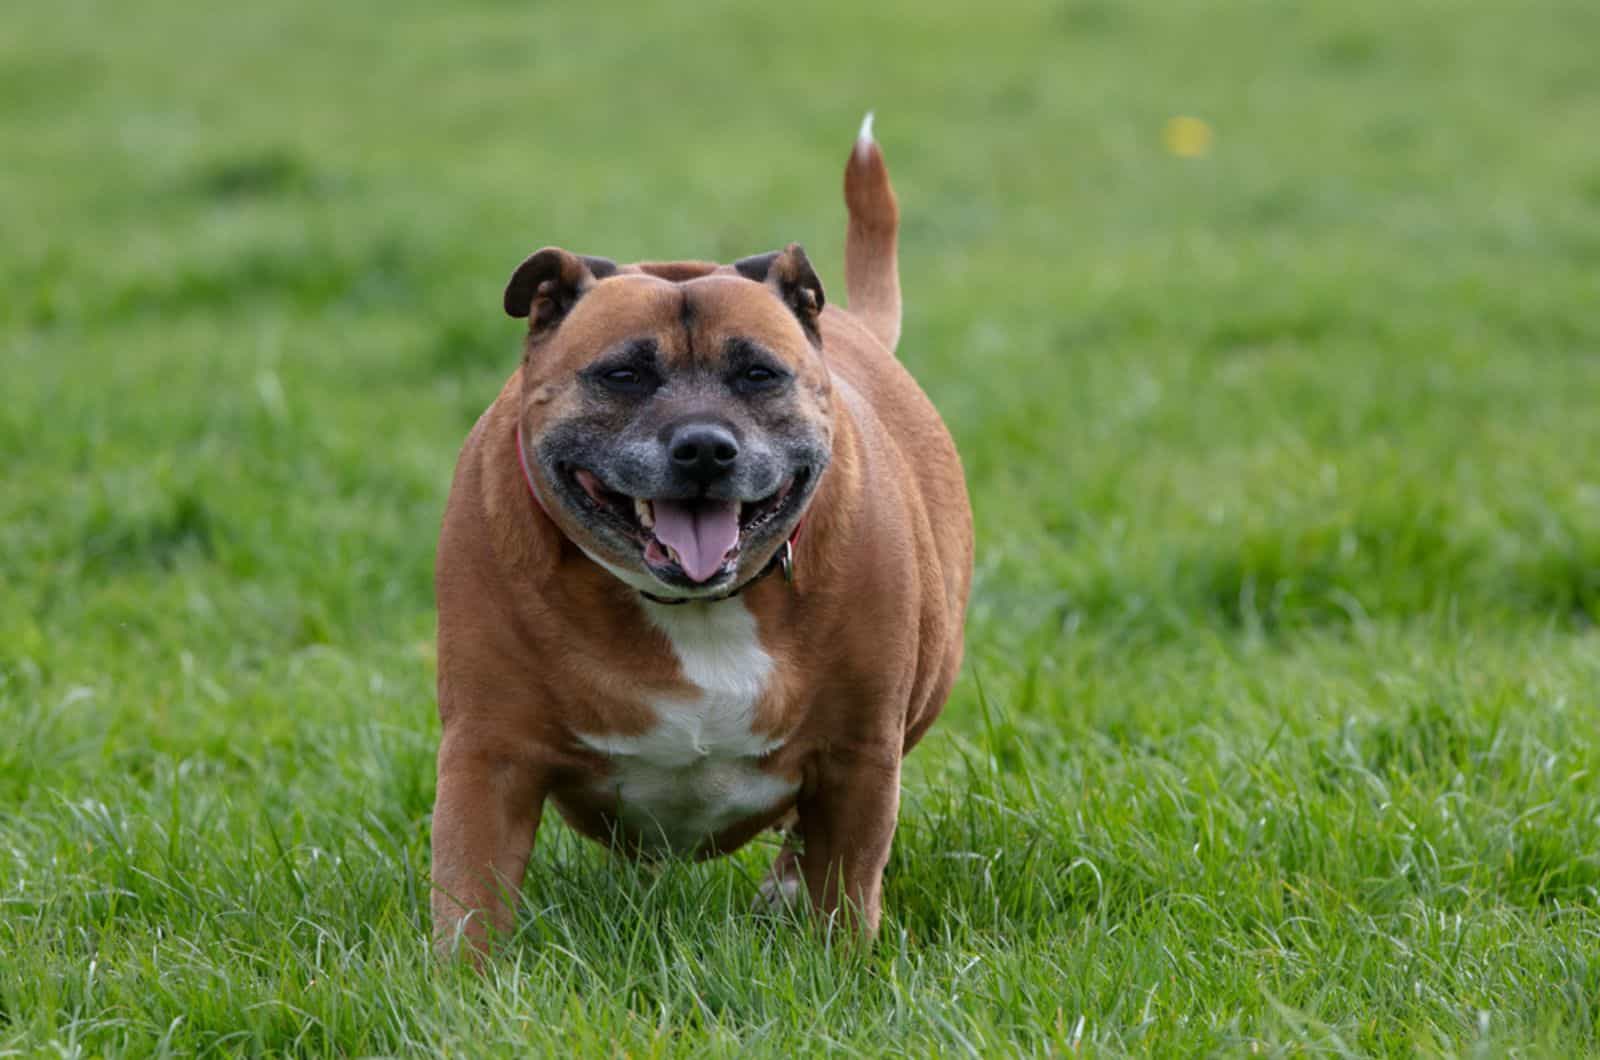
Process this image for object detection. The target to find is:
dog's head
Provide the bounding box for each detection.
[507,245,832,599]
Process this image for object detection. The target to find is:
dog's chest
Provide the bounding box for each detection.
[576,599,797,853]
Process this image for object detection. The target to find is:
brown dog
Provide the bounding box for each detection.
[431,116,972,956]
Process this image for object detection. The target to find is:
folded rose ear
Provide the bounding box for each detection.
[733,243,825,341]
[503,248,618,333]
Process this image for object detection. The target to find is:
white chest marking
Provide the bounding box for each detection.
[577,597,798,853]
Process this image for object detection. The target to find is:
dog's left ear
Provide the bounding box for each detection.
[734,243,825,340]
[503,248,618,333]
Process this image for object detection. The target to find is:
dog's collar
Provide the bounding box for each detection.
[638,538,794,606]
[515,423,800,606]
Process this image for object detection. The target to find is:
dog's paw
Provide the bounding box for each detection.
[752,844,805,914]
[754,872,803,912]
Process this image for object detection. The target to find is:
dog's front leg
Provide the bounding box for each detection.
[797,747,902,940]
[430,730,547,961]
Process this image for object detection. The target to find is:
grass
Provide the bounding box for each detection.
[3,0,1600,1054]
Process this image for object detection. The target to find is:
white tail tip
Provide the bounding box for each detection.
[855,111,876,157]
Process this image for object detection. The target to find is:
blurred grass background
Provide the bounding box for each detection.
[3,0,1600,1055]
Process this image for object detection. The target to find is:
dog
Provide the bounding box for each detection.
[431,115,973,956]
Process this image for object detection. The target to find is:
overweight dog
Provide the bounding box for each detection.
[431,117,972,956]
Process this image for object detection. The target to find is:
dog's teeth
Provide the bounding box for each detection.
[635,498,654,529]
[666,545,681,565]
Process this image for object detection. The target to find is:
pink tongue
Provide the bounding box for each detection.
[650,499,740,583]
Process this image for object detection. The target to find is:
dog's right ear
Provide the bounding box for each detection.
[503,248,618,333]
[733,243,825,342]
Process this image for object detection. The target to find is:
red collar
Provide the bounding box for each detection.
[515,422,801,603]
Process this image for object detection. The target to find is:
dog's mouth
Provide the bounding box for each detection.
[563,466,810,585]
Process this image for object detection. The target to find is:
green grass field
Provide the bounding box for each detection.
[5,0,1600,1054]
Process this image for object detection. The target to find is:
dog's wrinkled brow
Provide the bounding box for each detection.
[723,337,778,367]
[594,338,660,368]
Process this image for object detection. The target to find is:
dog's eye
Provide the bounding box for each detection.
[594,365,655,395]
[733,364,787,394]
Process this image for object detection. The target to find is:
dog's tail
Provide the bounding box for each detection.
[843,112,901,353]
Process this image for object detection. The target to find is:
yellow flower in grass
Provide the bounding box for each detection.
[1162,116,1213,158]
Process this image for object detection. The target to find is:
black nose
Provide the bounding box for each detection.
[668,422,740,483]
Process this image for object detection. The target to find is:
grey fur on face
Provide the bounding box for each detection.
[532,369,830,578]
